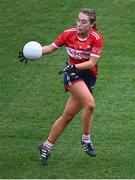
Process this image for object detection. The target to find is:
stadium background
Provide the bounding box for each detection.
[0,0,135,178]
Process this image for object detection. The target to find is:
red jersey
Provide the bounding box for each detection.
[52,27,103,77]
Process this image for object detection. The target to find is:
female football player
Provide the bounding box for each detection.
[19,8,104,165]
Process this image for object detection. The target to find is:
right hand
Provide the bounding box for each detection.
[18,50,28,64]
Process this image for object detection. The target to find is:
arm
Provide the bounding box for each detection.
[59,56,98,74]
[42,30,66,55]
[42,44,57,55]
[76,31,104,70]
[75,56,98,70]
[18,42,58,63]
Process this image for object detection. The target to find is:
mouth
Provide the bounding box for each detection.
[77,27,83,32]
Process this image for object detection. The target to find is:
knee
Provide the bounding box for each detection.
[85,102,96,112]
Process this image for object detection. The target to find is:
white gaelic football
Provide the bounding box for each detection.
[23,41,42,59]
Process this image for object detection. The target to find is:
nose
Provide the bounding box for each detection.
[77,21,81,26]
[77,22,82,28]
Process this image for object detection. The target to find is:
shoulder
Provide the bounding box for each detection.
[64,27,77,33]
[90,29,103,41]
[90,29,104,47]
[62,27,77,37]
[59,27,77,41]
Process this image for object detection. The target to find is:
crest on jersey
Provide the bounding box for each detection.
[86,45,91,52]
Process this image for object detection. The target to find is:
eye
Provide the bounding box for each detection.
[81,20,87,24]
[77,18,88,24]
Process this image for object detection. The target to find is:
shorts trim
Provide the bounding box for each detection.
[64,79,83,90]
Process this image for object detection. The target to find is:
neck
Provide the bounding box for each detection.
[78,29,92,39]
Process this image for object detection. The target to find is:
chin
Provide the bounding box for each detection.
[78,30,83,34]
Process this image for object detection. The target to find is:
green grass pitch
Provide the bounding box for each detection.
[0,0,135,178]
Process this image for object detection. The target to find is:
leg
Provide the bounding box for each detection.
[68,81,95,135]
[68,81,96,157]
[39,81,96,165]
[39,94,82,165]
[47,94,82,143]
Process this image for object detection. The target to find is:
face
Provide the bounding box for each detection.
[77,13,91,35]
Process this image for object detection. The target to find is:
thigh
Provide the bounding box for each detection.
[63,94,82,116]
[67,81,95,106]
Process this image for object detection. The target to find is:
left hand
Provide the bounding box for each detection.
[59,62,76,74]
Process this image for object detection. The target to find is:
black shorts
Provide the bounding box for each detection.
[64,70,97,93]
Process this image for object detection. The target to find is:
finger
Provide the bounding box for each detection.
[58,70,64,74]
[20,57,25,62]
[18,52,23,57]
[19,51,23,54]
[18,54,23,58]
[24,59,28,64]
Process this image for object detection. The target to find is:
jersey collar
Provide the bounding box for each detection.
[77,29,92,41]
